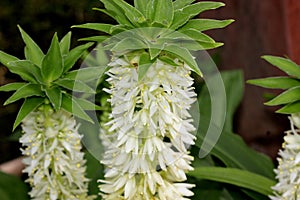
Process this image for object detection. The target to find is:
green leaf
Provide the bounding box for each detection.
[78,36,109,43]
[55,78,95,93]
[173,0,196,10]
[188,167,276,196]
[147,0,174,27]
[111,37,147,52]
[262,55,300,78]
[18,25,44,66]
[171,2,225,29]
[0,171,30,200]
[265,86,300,106]
[276,101,300,114]
[4,83,43,105]
[61,93,93,123]
[60,31,72,55]
[0,82,27,92]
[0,51,19,67]
[100,0,133,27]
[149,47,164,60]
[41,33,63,82]
[64,67,107,82]
[158,55,178,66]
[45,87,62,110]
[247,77,300,89]
[221,70,244,132]
[109,0,146,27]
[179,29,215,43]
[164,45,202,76]
[93,7,116,20]
[63,42,94,73]
[72,23,114,34]
[84,150,104,199]
[75,97,101,110]
[8,60,43,83]
[179,19,234,32]
[138,53,152,81]
[13,97,44,130]
[134,0,148,16]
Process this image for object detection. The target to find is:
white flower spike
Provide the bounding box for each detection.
[20,106,94,200]
[99,56,196,199]
[270,114,300,200]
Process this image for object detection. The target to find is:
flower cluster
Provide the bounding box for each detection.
[270,113,300,200]
[20,105,93,200]
[99,55,197,199]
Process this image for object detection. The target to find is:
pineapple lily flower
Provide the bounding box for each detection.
[74,0,233,199]
[0,26,100,199]
[270,114,300,200]
[248,56,300,199]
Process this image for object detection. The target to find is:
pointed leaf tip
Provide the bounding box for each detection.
[41,33,63,82]
[17,25,44,66]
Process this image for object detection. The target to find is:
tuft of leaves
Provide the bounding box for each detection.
[0,26,105,129]
[72,0,234,76]
[247,55,300,114]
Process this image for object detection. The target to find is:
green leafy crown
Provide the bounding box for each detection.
[0,26,102,130]
[72,0,234,77]
[247,55,300,114]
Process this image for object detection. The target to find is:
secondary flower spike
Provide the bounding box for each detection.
[0,27,99,199]
[74,0,233,199]
[270,114,300,200]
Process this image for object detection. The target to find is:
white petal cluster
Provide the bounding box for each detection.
[99,55,197,199]
[270,114,300,200]
[20,106,93,200]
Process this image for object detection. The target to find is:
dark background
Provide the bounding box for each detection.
[0,0,298,163]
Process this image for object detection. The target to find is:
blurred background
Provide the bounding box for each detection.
[0,0,298,165]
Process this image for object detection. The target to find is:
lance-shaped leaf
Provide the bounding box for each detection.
[45,87,62,111]
[55,78,95,93]
[61,93,93,123]
[41,33,63,83]
[64,66,107,82]
[138,53,152,81]
[134,0,148,16]
[78,36,109,43]
[109,0,146,27]
[188,167,275,196]
[179,29,216,43]
[173,0,196,10]
[72,23,114,34]
[100,0,133,27]
[179,19,234,32]
[63,42,94,73]
[264,86,300,106]
[158,55,178,66]
[111,37,147,52]
[164,44,202,76]
[277,101,300,114]
[0,82,27,92]
[4,83,43,105]
[171,1,225,29]
[0,51,19,67]
[8,60,43,83]
[13,97,44,130]
[73,96,102,110]
[262,55,300,79]
[18,25,44,67]
[247,77,300,89]
[60,31,72,56]
[147,0,174,27]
